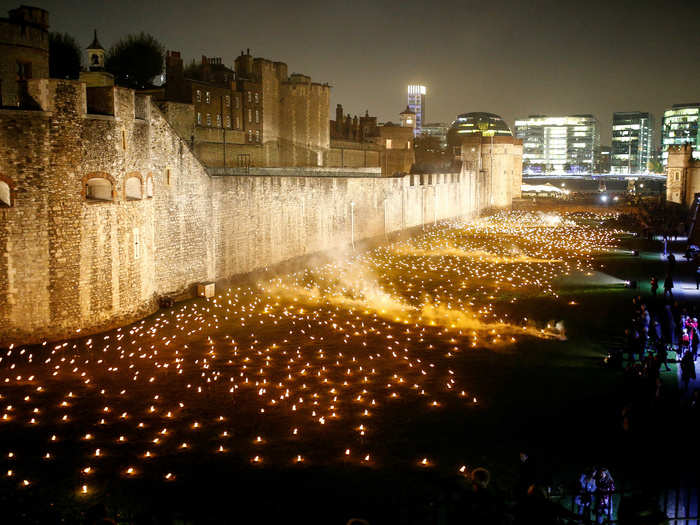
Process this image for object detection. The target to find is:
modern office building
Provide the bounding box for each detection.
[611,112,653,174]
[407,84,426,136]
[421,122,448,149]
[596,145,611,173]
[514,115,599,174]
[662,103,700,164]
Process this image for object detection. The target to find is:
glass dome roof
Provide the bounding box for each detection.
[447,112,512,148]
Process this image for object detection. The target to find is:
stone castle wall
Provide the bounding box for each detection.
[0,79,496,345]
[666,144,700,206]
[0,6,49,107]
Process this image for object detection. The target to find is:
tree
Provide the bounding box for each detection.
[49,32,82,79]
[647,158,664,174]
[105,33,164,89]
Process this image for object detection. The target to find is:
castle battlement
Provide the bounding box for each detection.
[0,75,505,345]
[15,78,153,124]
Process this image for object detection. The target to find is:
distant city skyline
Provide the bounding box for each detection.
[25,0,700,146]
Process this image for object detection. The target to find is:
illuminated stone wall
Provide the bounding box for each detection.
[0,80,493,345]
[666,144,700,206]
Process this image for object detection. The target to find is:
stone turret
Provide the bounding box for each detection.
[87,29,105,71]
[666,144,700,206]
[79,29,114,87]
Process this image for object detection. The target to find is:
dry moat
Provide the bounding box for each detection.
[2,210,670,523]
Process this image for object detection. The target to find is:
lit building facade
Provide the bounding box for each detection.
[421,122,448,149]
[514,115,599,174]
[611,112,653,174]
[407,84,426,136]
[662,103,700,165]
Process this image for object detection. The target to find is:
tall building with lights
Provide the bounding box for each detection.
[407,84,426,136]
[611,112,653,174]
[662,103,700,165]
[514,115,599,174]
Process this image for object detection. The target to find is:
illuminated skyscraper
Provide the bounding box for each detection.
[514,115,599,175]
[662,103,700,164]
[407,84,426,136]
[611,112,653,174]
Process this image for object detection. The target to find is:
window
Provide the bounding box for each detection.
[255,110,259,124]
[216,114,221,127]
[17,61,32,80]
[206,113,212,126]
[196,90,202,103]
[225,95,231,107]
[235,116,240,129]
[197,112,202,125]
[205,91,210,104]
[248,109,252,123]
[407,141,411,149]
[254,92,259,104]
[0,180,11,207]
[248,130,253,143]
[255,130,260,143]
[124,175,142,200]
[225,115,231,128]
[122,130,126,150]
[145,175,153,198]
[85,176,113,202]
[235,97,240,109]
[133,228,140,260]
[165,168,172,185]
[247,91,251,103]
[385,139,392,149]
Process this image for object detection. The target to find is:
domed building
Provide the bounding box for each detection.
[446,112,512,150]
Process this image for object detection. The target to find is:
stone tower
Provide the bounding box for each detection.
[79,29,114,87]
[666,144,700,206]
[400,106,416,131]
[87,30,105,71]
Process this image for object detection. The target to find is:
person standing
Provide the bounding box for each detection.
[650,276,658,296]
[664,274,674,299]
[681,350,696,392]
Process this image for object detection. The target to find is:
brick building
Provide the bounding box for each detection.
[153,49,330,168]
[0,5,49,107]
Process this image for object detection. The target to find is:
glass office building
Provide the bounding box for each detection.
[407,84,426,136]
[514,115,599,174]
[611,112,653,174]
[662,103,700,164]
[420,122,448,149]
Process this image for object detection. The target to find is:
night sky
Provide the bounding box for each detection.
[8,0,700,145]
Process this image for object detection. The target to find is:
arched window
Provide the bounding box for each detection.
[124,174,142,201]
[84,174,114,202]
[0,180,11,207]
[145,174,154,198]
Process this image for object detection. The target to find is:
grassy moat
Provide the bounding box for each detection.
[0,207,693,523]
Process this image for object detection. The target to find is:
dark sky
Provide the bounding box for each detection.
[9,0,700,145]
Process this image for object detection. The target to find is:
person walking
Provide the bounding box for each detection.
[664,274,674,299]
[681,350,696,392]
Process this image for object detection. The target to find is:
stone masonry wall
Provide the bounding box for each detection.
[0,79,491,345]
